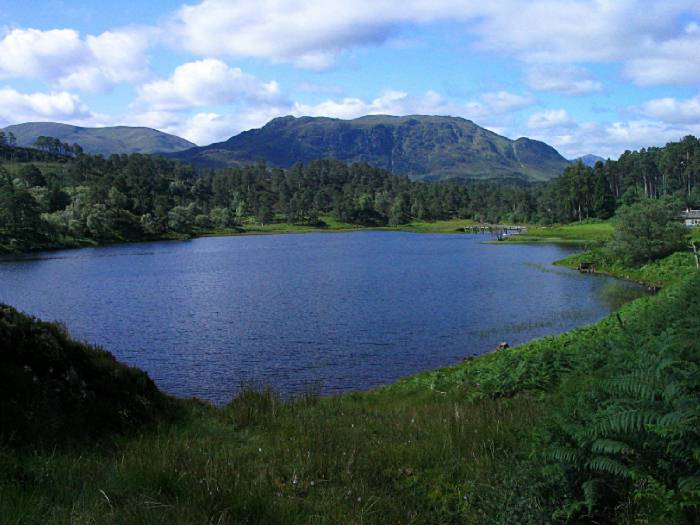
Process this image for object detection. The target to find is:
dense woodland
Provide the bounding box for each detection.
[1,134,699,252]
[545,135,700,222]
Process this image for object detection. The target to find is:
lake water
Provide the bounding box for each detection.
[0,232,645,403]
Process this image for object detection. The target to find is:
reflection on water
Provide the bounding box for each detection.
[0,232,646,403]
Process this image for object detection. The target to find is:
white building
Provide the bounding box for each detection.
[682,209,700,227]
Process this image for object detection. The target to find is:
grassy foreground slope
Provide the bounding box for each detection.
[1,254,698,524]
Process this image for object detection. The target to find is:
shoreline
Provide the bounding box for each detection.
[0,218,484,258]
[3,218,615,258]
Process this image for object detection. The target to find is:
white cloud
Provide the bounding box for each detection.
[525,65,603,95]
[58,30,151,91]
[527,109,574,129]
[0,27,150,91]
[292,89,533,124]
[0,87,93,126]
[168,0,480,69]
[638,95,700,124]
[168,0,700,83]
[464,91,535,119]
[0,29,84,80]
[603,120,693,147]
[137,59,283,111]
[624,30,700,85]
[525,112,700,159]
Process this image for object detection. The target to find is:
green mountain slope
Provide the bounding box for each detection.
[171,115,570,181]
[3,122,196,156]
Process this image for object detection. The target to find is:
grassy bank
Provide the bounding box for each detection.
[2,249,698,523]
[227,217,477,236]
[502,220,700,246]
[502,220,614,245]
[556,250,696,287]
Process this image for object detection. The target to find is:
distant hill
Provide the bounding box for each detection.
[3,122,196,156]
[170,115,570,181]
[573,154,606,167]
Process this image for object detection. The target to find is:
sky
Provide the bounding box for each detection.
[0,1,699,158]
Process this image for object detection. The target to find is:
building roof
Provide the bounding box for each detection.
[682,209,700,219]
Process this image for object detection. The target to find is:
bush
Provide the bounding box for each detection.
[0,305,171,447]
[607,198,689,265]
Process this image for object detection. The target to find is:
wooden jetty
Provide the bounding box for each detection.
[463,225,527,240]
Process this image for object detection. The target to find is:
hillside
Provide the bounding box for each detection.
[170,115,570,181]
[3,122,196,156]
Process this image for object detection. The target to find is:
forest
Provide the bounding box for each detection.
[1,134,699,252]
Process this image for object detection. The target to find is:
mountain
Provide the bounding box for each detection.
[170,115,570,181]
[573,154,606,167]
[2,122,196,156]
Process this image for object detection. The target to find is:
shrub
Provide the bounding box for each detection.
[607,198,689,265]
[0,305,171,447]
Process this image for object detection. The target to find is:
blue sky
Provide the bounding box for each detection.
[1,1,699,158]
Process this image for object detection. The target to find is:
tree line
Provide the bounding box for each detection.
[1,134,699,252]
[33,136,84,157]
[544,135,700,223]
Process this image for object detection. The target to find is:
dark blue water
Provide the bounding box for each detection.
[0,232,644,403]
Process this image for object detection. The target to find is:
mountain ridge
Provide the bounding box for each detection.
[573,153,606,167]
[170,114,570,181]
[2,122,196,156]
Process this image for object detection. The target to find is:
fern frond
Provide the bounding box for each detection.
[597,409,659,435]
[678,476,700,492]
[586,456,633,478]
[604,372,660,402]
[657,409,694,428]
[590,438,632,455]
[546,446,584,464]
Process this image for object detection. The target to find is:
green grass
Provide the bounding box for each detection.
[1,391,546,524]
[503,220,614,245]
[556,250,696,287]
